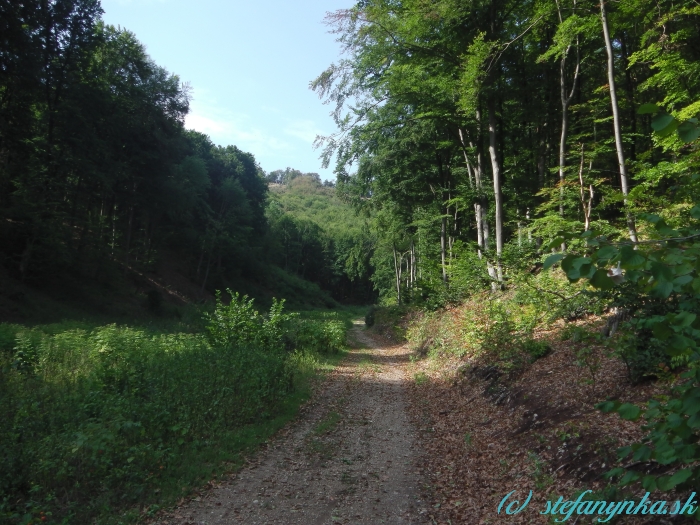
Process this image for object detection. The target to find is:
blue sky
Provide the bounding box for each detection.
[101,0,351,181]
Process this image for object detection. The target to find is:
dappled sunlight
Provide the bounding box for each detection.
[328,326,419,385]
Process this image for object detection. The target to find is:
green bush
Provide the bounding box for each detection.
[284,318,346,354]
[365,306,376,327]
[522,338,551,361]
[546,206,700,498]
[204,289,294,349]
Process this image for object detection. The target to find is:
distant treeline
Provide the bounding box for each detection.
[0,0,375,305]
[266,167,335,187]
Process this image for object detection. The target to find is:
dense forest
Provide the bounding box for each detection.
[312,0,699,304]
[0,3,370,522]
[310,0,700,510]
[0,0,376,316]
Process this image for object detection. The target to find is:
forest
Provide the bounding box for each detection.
[311,0,700,305]
[310,0,700,518]
[1,0,700,522]
[0,0,375,312]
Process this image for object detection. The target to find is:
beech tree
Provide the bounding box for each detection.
[315,0,700,303]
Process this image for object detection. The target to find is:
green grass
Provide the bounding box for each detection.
[0,301,350,525]
[414,371,429,385]
[313,411,342,436]
[306,410,343,460]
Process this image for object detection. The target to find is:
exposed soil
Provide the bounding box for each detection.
[152,322,430,525]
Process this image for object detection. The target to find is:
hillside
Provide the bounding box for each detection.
[265,175,376,305]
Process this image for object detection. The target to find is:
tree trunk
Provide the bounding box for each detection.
[600,0,638,242]
[557,0,581,218]
[440,213,447,283]
[488,97,504,281]
[412,240,416,284]
[470,111,489,259]
[124,205,134,274]
[393,244,401,305]
[578,145,594,231]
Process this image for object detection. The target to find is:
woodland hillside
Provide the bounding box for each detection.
[310,0,700,517]
[2,0,700,523]
[0,2,376,320]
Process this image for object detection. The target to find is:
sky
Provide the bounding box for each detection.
[100,0,351,181]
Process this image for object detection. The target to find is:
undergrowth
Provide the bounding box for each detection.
[402,271,589,372]
[0,292,351,525]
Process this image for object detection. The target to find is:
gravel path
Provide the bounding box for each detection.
[158,321,429,525]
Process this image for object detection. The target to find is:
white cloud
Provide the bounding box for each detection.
[284,119,326,144]
[185,113,228,136]
[185,98,292,154]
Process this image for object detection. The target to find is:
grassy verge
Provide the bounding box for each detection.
[0,299,353,525]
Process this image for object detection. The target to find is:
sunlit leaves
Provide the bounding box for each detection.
[639,104,700,143]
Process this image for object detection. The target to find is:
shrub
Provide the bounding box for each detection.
[203,289,293,349]
[365,305,376,327]
[284,318,346,354]
[522,338,551,361]
[546,206,700,497]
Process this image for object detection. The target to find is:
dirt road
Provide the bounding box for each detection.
[158,321,429,525]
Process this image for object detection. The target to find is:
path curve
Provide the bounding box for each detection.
[157,321,429,525]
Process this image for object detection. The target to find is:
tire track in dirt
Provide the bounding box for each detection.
[156,321,430,525]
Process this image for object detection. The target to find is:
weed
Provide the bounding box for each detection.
[0,296,348,525]
[414,371,429,385]
[555,422,581,442]
[528,452,554,490]
[575,344,604,396]
[522,338,551,361]
[340,471,356,484]
[313,411,342,436]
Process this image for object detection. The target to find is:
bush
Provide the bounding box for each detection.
[284,318,346,354]
[522,338,551,361]
[548,208,700,497]
[204,289,293,349]
[0,324,296,523]
[365,306,376,327]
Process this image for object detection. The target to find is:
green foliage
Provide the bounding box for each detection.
[549,195,700,495]
[414,371,429,385]
[264,266,339,310]
[364,305,376,327]
[406,287,557,369]
[313,411,342,436]
[284,317,346,355]
[522,338,551,361]
[266,176,376,304]
[204,289,293,349]
[0,301,349,523]
[368,305,411,341]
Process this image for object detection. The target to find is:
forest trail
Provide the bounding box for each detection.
[158,321,429,525]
